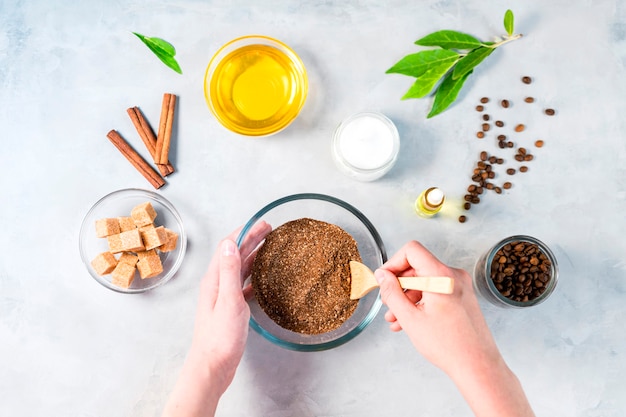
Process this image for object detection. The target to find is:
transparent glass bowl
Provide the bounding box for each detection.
[473,235,558,308]
[204,35,308,136]
[236,193,386,351]
[79,188,187,293]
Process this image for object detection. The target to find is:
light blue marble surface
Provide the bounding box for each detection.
[1,0,625,415]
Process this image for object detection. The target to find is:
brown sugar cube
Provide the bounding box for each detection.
[111,261,137,288]
[117,216,136,232]
[107,229,145,254]
[95,218,121,238]
[131,202,157,227]
[140,225,169,250]
[159,228,179,252]
[118,252,138,267]
[136,250,163,279]
[90,252,118,275]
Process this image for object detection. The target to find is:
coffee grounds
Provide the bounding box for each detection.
[251,218,361,334]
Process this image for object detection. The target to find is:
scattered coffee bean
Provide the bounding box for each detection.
[522,76,532,84]
[507,168,516,175]
[497,134,507,141]
[458,215,467,223]
[480,151,488,161]
[496,158,504,164]
[495,120,504,127]
[520,166,529,172]
[515,154,524,162]
[498,141,506,149]
[524,97,535,103]
[507,141,514,148]
[464,202,471,210]
[490,240,552,303]
[519,147,527,155]
[488,156,497,164]
[494,187,502,194]
[480,97,489,103]
[476,105,484,112]
[477,131,485,139]
[524,154,534,161]
[535,140,544,148]
[501,99,510,108]
[545,108,556,116]
[482,123,490,131]
[503,182,512,189]
[514,124,525,132]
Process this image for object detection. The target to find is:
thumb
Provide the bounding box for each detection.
[375,268,418,321]
[219,239,243,297]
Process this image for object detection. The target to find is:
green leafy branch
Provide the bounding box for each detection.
[387,10,521,118]
[133,32,182,74]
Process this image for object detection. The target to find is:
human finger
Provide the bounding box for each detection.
[238,221,272,259]
[217,239,243,301]
[375,268,420,325]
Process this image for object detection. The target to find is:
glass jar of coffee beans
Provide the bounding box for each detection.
[474,235,558,308]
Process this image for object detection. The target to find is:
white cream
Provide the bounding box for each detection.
[332,112,400,181]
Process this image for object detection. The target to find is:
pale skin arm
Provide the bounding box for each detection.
[161,221,272,417]
[375,241,535,417]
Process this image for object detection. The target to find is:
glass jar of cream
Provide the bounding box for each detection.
[332,112,400,181]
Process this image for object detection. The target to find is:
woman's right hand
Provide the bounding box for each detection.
[375,241,534,417]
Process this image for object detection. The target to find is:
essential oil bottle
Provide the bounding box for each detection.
[415,187,445,217]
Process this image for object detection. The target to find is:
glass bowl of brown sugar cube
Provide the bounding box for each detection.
[79,188,187,293]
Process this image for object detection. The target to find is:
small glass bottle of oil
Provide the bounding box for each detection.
[415,187,445,217]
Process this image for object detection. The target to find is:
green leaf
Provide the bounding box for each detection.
[427,70,473,118]
[452,46,493,80]
[133,32,182,74]
[504,10,515,36]
[416,30,482,50]
[386,49,459,78]
[401,59,458,99]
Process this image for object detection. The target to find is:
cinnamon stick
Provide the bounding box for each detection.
[127,106,174,176]
[155,93,176,165]
[106,130,165,189]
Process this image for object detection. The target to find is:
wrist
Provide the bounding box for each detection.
[448,355,534,417]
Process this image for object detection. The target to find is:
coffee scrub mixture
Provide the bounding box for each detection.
[251,218,361,334]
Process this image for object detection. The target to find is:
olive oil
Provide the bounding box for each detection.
[208,42,307,136]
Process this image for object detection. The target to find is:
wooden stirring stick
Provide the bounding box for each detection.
[349,260,454,300]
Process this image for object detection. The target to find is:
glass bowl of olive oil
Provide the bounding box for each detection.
[204,35,308,136]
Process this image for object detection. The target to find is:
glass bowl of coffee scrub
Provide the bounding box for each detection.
[236,193,386,351]
[474,235,558,308]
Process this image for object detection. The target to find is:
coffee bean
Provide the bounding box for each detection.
[480,97,489,103]
[488,156,497,164]
[496,158,504,164]
[503,182,512,189]
[489,240,552,303]
[476,105,484,112]
[520,166,529,173]
[477,131,485,139]
[522,76,532,84]
[494,187,502,194]
[459,215,467,223]
[524,154,534,161]
[482,123,490,131]
[495,120,504,127]
[480,151,488,161]
[514,124,525,132]
[507,168,516,175]
[507,141,514,148]
[535,140,544,148]
[483,114,490,121]
[524,97,535,103]
[501,100,510,108]
[545,108,555,116]
[497,134,506,141]
[464,202,471,210]
[515,154,524,162]
[519,147,527,155]
[498,141,506,149]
